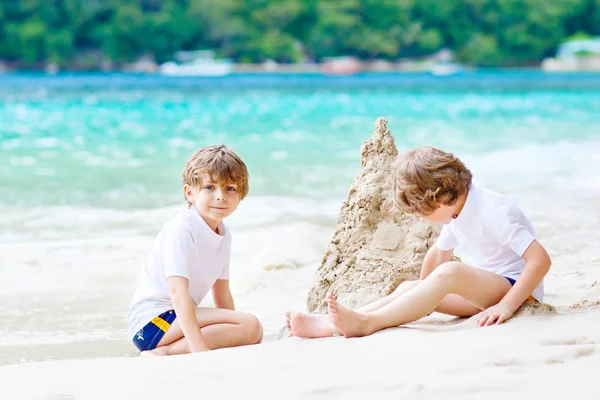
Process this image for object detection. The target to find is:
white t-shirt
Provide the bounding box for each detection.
[127,206,231,339]
[436,182,543,301]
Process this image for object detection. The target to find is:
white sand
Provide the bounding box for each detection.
[2,307,600,399]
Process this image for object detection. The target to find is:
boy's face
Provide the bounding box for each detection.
[417,203,455,225]
[184,173,241,231]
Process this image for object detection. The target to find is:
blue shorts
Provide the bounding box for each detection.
[504,276,536,301]
[132,310,177,352]
[505,277,517,286]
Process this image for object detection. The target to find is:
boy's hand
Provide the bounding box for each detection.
[476,302,515,326]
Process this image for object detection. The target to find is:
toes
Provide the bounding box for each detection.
[326,294,340,316]
[328,303,337,315]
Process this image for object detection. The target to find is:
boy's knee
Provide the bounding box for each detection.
[431,261,465,284]
[242,313,263,344]
[255,319,264,344]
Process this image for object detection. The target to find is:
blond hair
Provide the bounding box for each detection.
[182,145,249,204]
[392,146,472,215]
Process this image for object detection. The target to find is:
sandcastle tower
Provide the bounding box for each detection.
[307,118,441,313]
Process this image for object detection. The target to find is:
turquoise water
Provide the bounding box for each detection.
[1,72,599,209]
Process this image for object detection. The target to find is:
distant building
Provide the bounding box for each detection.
[319,56,364,75]
[556,38,600,59]
[542,37,600,72]
[0,60,9,73]
[122,54,158,74]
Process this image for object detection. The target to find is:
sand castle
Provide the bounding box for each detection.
[307,118,441,313]
[306,117,552,315]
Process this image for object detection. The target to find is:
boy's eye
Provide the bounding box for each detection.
[226,186,236,192]
[204,185,215,190]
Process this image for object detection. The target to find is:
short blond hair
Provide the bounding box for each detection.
[392,146,472,215]
[182,145,249,204]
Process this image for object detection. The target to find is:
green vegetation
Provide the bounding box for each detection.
[0,0,599,69]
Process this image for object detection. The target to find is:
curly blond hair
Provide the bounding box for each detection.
[182,145,249,205]
[392,146,472,215]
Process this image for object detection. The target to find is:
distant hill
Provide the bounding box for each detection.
[0,0,599,70]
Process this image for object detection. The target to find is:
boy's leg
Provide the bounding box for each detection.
[328,261,512,337]
[147,308,262,356]
[357,280,421,313]
[361,281,481,317]
[287,277,481,338]
[286,280,422,338]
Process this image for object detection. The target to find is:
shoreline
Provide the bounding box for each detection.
[2,68,600,81]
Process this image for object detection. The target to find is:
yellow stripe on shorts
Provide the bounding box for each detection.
[151,316,171,332]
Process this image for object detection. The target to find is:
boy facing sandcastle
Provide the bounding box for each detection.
[287,118,550,338]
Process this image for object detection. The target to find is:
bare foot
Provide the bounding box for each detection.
[140,347,168,357]
[287,311,333,338]
[326,293,370,338]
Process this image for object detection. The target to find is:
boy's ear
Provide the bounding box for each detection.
[183,184,194,202]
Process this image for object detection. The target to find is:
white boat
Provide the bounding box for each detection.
[426,48,465,76]
[159,50,233,77]
[428,62,465,76]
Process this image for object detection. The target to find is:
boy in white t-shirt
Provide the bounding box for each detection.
[128,145,262,355]
[287,146,551,338]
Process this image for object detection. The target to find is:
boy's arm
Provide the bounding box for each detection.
[168,276,210,352]
[478,240,551,326]
[500,240,551,311]
[212,279,235,310]
[420,244,454,279]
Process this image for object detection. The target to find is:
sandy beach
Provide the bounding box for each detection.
[2,308,600,399]
[1,74,600,399]
[3,131,600,400]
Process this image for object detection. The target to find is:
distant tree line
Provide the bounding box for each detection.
[0,0,599,69]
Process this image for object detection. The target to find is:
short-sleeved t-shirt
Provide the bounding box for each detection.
[437,182,543,301]
[127,206,231,339]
